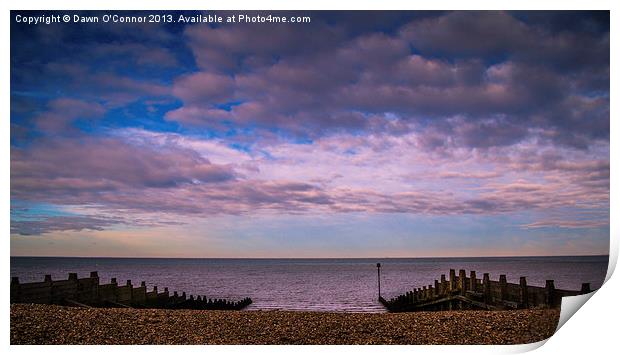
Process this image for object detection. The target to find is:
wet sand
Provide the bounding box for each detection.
[10,304,559,345]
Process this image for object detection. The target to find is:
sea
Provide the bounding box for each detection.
[10,256,609,312]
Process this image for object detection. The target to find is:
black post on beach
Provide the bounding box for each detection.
[377,262,381,299]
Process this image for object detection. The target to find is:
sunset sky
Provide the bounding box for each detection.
[10,11,609,257]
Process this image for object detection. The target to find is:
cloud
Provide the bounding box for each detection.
[454,117,529,148]
[438,172,501,179]
[11,135,237,198]
[10,11,610,241]
[184,15,346,72]
[166,12,608,150]
[400,11,609,71]
[171,71,235,105]
[91,43,179,68]
[30,64,172,107]
[10,126,609,237]
[80,72,170,107]
[11,215,123,236]
[34,98,106,133]
[401,11,531,57]
[521,219,610,229]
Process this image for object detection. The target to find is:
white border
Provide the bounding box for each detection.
[3,1,617,354]
[1,0,616,10]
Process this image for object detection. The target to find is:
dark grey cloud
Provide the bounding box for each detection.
[166,11,608,150]
[400,11,609,72]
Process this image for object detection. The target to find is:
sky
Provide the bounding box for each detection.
[10,10,610,257]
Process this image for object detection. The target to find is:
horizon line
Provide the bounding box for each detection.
[10,254,610,259]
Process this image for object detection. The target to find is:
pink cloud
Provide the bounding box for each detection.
[521,219,610,229]
[35,98,106,133]
[171,71,235,105]
[11,135,236,196]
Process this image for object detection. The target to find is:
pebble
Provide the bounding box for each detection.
[10,304,559,345]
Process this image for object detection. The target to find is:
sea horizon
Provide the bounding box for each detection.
[9,254,610,259]
[11,255,609,312]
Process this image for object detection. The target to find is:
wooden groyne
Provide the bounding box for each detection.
[10,272,252,310]
[379,269,592,312]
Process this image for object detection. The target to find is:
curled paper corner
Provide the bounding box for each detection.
[525,254,617,354]
[522,252,617,352]
[511,292,600,353]
[509,339,549,353]
[556,291,596,331]
[550,245,618,340]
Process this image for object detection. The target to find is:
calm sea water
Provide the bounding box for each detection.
[10,256,608,312]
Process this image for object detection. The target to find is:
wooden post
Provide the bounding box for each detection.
[440,274,446,295]
[44,275,53,304]
[581,283,591,293]
[519,276,528,308]
[110,278,118,302]
[483,273,491,303]
[434,280,440,296]
[123,280,131,303]
[422,286,427,300]
[89,272,100,303]
[499,275,507,302]
[469,271,476,291]
[376,263,381,299]
[11,277,20,303]
[67,273,78,302]
[459,269,467,295]
[449,269,456,292]
[545,280,555,307]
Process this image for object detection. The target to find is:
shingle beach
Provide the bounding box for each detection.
[11,304,559,345]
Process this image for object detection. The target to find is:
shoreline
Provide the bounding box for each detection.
[11,304,559,345]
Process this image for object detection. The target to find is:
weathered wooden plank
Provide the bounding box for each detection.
[380,268,591,313]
